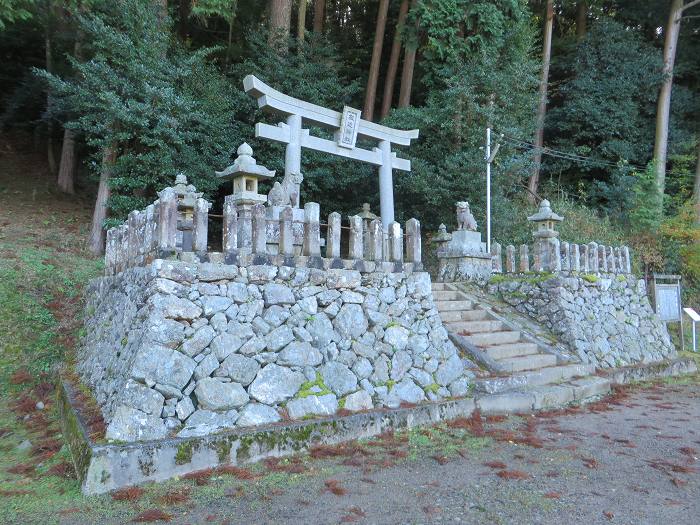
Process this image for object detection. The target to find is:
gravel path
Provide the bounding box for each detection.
[56,378,700,525]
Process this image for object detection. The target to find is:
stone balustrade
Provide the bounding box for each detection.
[104,180,422,276]
[491,240,632,276]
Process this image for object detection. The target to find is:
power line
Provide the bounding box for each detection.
[493,130,646,171]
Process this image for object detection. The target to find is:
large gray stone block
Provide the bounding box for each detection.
[195,378,249,410]
[248,364,305,405]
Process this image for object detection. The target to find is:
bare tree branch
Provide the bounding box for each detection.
[681,0,700,13]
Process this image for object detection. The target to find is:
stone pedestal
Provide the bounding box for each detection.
[436,229,491,283]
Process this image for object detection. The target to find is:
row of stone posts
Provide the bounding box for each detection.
[105,177,422,276]
[492,240,632,275]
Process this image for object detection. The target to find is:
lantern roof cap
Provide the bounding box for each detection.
[215,142,275,180]
[527,199,563,222]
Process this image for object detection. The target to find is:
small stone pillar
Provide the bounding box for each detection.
[491,242,503,273]
[549,238,562,272]
[561,241,570,272]
[580,243,589,272]
[127,210,139,268]
[252,203,267,255]
[607,246,617,273]
[192,197,211,257]
[105,227,116,275]
[303,202,321,257]
[157,187,178,257]
[348,215,364,260]
[614,247,622,273]
[405,218,421,264]
[505,245,516,273]
[587,242,599,273]
[389,222,403,262]
[279,206,295,257]
[326,212,341,259]
[598,244,608,273]
[368,219,383,261]
[622,246,631,273]
[519,244,530,272]
[571,244,581,272]
[144,204,156,261]
[223,195,238,263]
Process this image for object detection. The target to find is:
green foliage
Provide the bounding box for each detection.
[629,163,662,234]
[547,19,662,212]
[36,0,244,223]
[0,0,35,30]
[383,0,539,232]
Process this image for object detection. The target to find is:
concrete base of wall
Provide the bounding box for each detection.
[600,357,697,385]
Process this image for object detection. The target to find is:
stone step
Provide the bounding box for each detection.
[467,330,521,347]
[434,300,473,312]
[440,309,490,323]
[484,342,539,360]
[476,375,611,414]
[431,282,449,292]
[475,363,596,394]
[432,290,463,301]
[496,353,558,373]
[445,320,504,334]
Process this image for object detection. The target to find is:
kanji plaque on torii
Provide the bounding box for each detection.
[243,75,419,230]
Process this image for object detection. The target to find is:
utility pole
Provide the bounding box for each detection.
[484,126,502,254]
[486,127,491,253]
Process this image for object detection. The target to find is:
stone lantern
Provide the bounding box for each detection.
[216,143,275,206]
[527,199,564,271]
[527,199,563,239]
[432,224,452,255]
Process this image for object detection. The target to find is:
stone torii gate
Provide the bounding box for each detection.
[243,75,419,230]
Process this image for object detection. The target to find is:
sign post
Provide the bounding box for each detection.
[683,308,699,353]
[653,274,684,351]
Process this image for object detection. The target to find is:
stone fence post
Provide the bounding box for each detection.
[279,206,294,257]
[192,197,211,257]
[622,246,631,273]
[326,212,341,259]
[519,244,530,272]
[223,196,238,263]
[491,242,502,273]
[598,244,607,273]
[405,218,421,264]
[505,245,516,273]
[252,203,267,255]
[571,243,580,272]
[561,241,570,272]
[389,222,403,262]
[348,215,363,260]
[144,204,156,262]
[587,242,598,273]
[368,219,383,261]
[303,202,321,257]
[157,187,178,257]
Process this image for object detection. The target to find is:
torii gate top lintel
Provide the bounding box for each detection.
[243,75,419,145]
[243,75,419,229]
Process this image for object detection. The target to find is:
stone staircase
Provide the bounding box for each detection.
[432,282,610,412]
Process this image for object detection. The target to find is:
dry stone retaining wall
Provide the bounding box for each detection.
[488,273,675,368]
[78,260,472,442]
